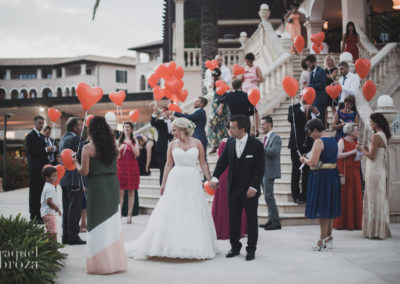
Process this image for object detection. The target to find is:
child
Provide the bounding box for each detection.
[40,166,62,242]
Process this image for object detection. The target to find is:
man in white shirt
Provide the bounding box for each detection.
[337,61,360,105]
[206,55,232,91]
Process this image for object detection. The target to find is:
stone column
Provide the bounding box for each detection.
[61,67,66,78]
[174,0,185,67]
[341,0,367,33]
[5,69,10,80]
[52,68,57,79]
[136,51,140,65]
[304,19,324,49]
[80,63,86,75]
[36,69,42,80]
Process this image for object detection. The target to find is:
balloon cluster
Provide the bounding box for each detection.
[310,32,325,54]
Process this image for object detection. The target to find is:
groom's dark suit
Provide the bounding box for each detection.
[213,135,265,253]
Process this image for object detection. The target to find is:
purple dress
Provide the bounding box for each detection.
[211,141,247,240]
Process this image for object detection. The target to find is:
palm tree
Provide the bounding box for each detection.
[92,0,100,20]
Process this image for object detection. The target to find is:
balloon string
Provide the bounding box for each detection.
[291,96,302,158]
[52,122,56,141]
[78,110,87,196]
[80,111,87,138]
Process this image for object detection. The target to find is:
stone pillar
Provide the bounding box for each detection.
[61,67,66,78]
[5,69,10,80]
[80,63,86,75]
[304,19,324,49]
[52,68,57,79]
[36,69,42,80]
[159,48,164,62]
[136,51,140,65]
[341,0,367,33]
[174,0,185,67]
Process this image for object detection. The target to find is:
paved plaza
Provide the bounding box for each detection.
[1,188,399,284]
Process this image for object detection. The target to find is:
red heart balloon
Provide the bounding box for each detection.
[204,181,215,196]
[179,89,188,102]
[76,82,103,111]
[61,149,76,171]
[215,80,225,88]
[175,66,184,80]
[282,76,299,97]
[325,84,342,100]
[232,64,245,76]
[248,88,260,106]
[166,61,177,76]
[148,73,159,88]
[363,80,376,101]
[294,36,305,53]
[168,103,182,113]
[302,87,316,105]
[55,165,65,185]
[310,31,325,45]
[206,59,218,70]
[129,109,140,122]
[155,64,167,78]
[153,86,164,101]
[85,114,94,127]
[48,107,61,123]
[109,90,126,107]
[355,58,371,79]
[312,43,322,54]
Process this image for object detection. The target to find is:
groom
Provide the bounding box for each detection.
[210,114,265,261]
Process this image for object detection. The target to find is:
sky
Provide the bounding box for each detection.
[0,0,164,59]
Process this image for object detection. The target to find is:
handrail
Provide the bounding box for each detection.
[355,24,378,59]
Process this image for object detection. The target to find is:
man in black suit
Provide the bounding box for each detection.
[42,126,58,166]
[59,117,86,245]
[173,96,208,154]
[306,55,327,125]
[288,93,320,204]
[210,114,265,261]
[218,79,259,134]
[26,115,52,223]
[151,106,173,185]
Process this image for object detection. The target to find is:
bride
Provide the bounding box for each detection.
[125,117,218,259]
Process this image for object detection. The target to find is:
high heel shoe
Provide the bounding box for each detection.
[127,216,132,224]
[324,235,333,249]
[312,239,327,251]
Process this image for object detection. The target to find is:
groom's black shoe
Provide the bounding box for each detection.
[245,251,255,261]
[259,221,272,228]
[226,250,240,258]
[264,223,282,230]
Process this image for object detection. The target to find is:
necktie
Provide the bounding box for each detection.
[339,76,347,101]
[310,70,314,83]
[305,109,309,121]
[263,136,267,147]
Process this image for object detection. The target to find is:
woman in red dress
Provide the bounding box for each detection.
[334,123,363,230]
[117,122,140,224]
[342,21,360,63]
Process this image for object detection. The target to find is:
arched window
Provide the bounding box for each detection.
[56,87,62,97]
[29,89,37,98]
[0,88,6,100]
[65,88,70,97]
[11,89,18,99]
[42,88,52,98]
[140,75,146,91]
[71,87,76,96]
[20,89,28,99]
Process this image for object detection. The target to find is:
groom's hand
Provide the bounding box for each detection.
[209,181,218,190]
[246,188,257,198]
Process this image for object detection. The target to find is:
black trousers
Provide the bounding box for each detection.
[290,148,310,201]
[157,152,167,185]
[228,194,259,252]
[316,106,326,125]
[61,186,83,242]
[29,170,44,221]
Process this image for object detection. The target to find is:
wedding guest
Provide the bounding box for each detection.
[208,68,229,154]
[74,116,127,274]
[259,116,281,230]
[357,113,392,240]
[136,135,154,176]
[216,54,232,85]
[334,123,362,230]
[332,95,359,141]
[211,123,247,239]
[341,22,360,62]
[117,122,140,224]
[42,126,58,165]
[306,55,328,125]
[337,61,360,106]
[26,115,51,223]
[299,59,310,91]
[288,92,320,204]
[324,55,339,126]
[59,117,86,245]
[300,118,340,251]
[242,53,263,93]
[151,106,173,185]
[284,2,306,54]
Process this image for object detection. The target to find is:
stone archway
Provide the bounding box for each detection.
[29,89,37,98]
[65,87,70,97]
[0,88,6,100]
[42,87,52,98]
[11,89,18,99]
[20,89,28,99]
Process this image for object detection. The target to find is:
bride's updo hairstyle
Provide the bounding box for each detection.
[172,117,196,136]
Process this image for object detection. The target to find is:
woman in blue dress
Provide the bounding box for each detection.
[332,95,359,141]
[300,118,341,251]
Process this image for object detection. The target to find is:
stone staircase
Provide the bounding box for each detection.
[137,53,341,226]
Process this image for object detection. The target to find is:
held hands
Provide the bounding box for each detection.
[246,188,256,198]
[209,181,219,190]
[299,156,307,164]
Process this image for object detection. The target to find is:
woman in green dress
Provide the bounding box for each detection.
[208,68,229,154]
[74,116,127,274]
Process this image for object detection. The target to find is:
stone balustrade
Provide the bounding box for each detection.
[183,48,242,70]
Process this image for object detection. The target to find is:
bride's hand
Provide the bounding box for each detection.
[160,185,165,195]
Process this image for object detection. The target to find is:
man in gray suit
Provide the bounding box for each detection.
[259,116,282,230]
[59,117,86,245]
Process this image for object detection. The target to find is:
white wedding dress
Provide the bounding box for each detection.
[125,147,218,259]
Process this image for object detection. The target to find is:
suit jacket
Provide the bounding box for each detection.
[288,103,318,153]
[26,130,49,172]
[263,132,281,179]
[151,116,172,153]
[213,136,265,196]
[59,132,83,187]
[44,136,57,164]
[219,90,257,118]
[308,66,327,107]
[174,108,207,147]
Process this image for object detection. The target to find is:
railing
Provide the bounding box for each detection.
[356,24,379,59]
[183,48,242,70]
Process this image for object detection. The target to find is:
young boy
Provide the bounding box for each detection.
[40,166,62,241]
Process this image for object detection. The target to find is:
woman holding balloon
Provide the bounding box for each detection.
[242,53,263,94]
[117,121,140,224]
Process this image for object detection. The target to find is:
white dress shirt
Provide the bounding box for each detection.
[206,65,232,88]
[338,72,360,103]
[299,101,319,119]
[236,133,248,158]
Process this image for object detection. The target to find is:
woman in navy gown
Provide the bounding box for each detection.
[300,119,340,251]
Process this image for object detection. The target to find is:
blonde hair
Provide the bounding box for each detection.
[343,122,358,135]
[324,55,336,68]
[172,117,196,136]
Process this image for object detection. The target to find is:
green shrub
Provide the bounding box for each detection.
[0,214,66,283]
[0,155,30,191]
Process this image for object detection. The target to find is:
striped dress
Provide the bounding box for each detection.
[86,157,127,274]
